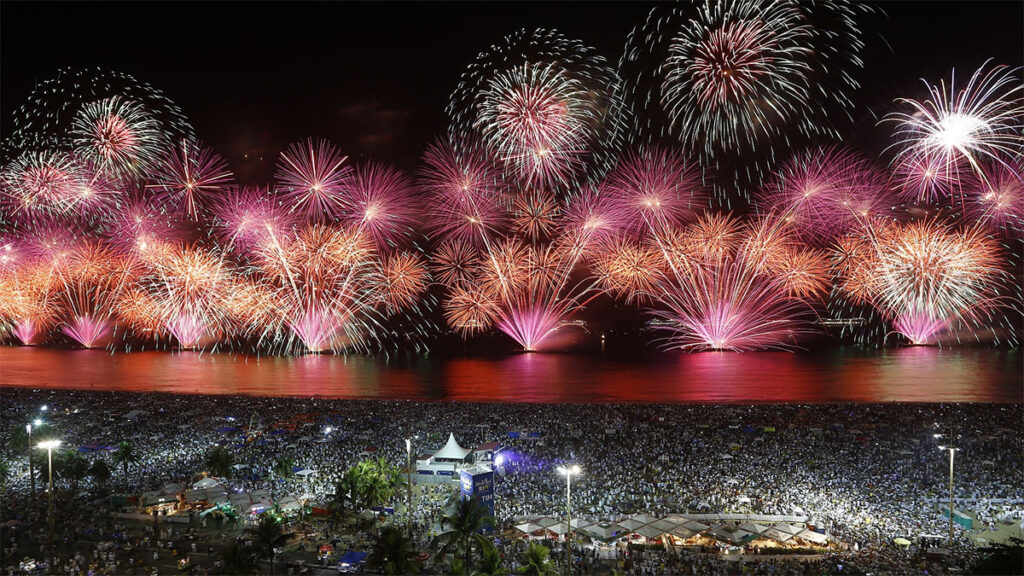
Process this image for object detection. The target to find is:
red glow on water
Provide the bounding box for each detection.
[0,346,1018,403]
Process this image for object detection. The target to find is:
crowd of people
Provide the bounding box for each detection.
[1,388,1021,575]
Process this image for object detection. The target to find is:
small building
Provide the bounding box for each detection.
[416,433,472,483]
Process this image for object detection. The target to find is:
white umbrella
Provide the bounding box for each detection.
[295,469,316,477]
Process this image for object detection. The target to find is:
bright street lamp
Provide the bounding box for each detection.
[38,439,61,573]
[938,445,959,548]
[405,438,413,539]
[26,422,40,498]
[557,465,581,576]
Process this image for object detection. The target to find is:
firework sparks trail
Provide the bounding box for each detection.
[886,61,1024,216]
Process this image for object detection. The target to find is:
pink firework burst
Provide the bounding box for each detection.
[209,186,295,257]
[342,162,417,250]
[102,187,183,258]
[0,262,58,345]
[476,63,592,189]
[69,96,165,180]
[602,148,709,237]
[755,146,895,244]
[892,151,963,205]
[1,151,81,219]
[832,220,1006,345]
[969,161,1024,237]
[149,140,234,221]
[275,138,352,223]
[64,158,122,217]
[560,192,623,256]
[650,253,816,352]
[52,241,136,348]
[419,139,510,246]
[140,244,235,349]
[495,304,565,353]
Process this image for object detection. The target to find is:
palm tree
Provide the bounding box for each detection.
[362,457,402,507]
[247,515,286,575]
[220,540,256,575]
[112,441,137,483]
[57,450,90,495]
[472,535,508,576]
[433,495,494,573]
[0,459,10,488]
[206,446,235,479]
[329,468,361,519]
[271,457,294,498]
[515,542,558,576]
[89,459,112,490]
[367,526,418,575]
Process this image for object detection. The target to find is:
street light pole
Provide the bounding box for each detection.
[557,465,581,576]
[27,424,35,499]
[39,439,61,574]
[937,443,957,549]
[27,420,41,499]
[405,438,413,539]
[947,446,955,548]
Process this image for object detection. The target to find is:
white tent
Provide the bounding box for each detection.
[295,468,316,477]
[649,518,681,535]
[433,433,471,461]
[193,477,222,489]
[668,525,697,539]
[580,523,621,541]
[569,518,592,530]
[515,522,541,534]
[762,528,793,542]
[618,516,651,531]
[796,529,828,544]
[681,519,710,532]
[634,524,665,539]
[277,496,301,512]
[739,523,769,535]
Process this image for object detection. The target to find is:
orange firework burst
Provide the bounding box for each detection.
[52,241,138,348]
[832,220,1006,344]
[512,189,560,239]
[592,237,663,303]
[381,251,430,312]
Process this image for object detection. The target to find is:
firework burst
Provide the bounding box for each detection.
[1,150,81,219]
[425,146,610,350]
[969,161,1024,237]
[617,0,870,197]
[52,241,137,348]
[137,244,236,349]
[69,96,165,180]
[149,140,234,220]
[419,139,510,246]
[887,61,1024,215]
[603,148,709,237]
[755,146,896,244]
[448,28,627,191]
[342,162,417,250]
[6,68,193,164]
[275,138,352,223]
[832,220,1008,345]
[209,186,295,258]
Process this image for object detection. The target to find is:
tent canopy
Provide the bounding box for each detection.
[193,477,221,489]
[433,433,471,461]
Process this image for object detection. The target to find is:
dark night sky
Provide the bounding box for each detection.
[2,1,1022,180]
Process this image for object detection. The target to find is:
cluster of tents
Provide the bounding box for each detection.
[512,514,830,548]
[139,477,310,517]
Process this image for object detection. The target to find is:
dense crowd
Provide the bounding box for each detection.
[1,389,1021,575]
